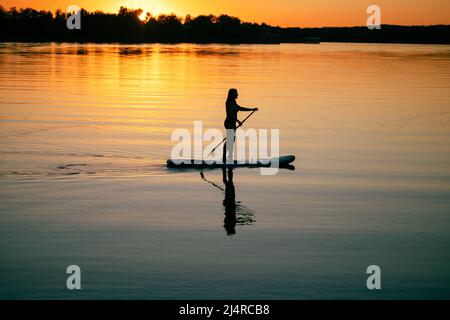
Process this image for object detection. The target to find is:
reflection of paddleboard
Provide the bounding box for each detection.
[167,155,295,169]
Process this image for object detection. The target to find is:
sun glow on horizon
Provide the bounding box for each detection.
[1,0,449,27]
[138,11,147,21]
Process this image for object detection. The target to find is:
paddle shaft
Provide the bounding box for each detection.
[207,109,257,157]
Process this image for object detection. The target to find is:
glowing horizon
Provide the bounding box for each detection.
[1,0,450,27]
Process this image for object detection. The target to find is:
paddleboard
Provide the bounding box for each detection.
[167,155,295,169]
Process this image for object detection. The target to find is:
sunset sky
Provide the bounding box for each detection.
[1,0,449,27]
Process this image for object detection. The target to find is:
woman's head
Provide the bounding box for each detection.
[227,88,238,101]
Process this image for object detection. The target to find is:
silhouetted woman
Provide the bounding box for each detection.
[223,89,258,164]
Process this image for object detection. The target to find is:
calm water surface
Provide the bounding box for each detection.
[0,42,449,299]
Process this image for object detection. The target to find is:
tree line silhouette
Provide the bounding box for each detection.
[1,6,449,44]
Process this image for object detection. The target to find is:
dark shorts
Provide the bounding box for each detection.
[224,119,236,130]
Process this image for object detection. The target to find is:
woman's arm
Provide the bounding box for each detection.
[236,104,258,112]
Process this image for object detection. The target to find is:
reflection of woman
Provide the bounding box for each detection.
[200,169,255,236]
[222,168,237,235]
[223,89,258,164]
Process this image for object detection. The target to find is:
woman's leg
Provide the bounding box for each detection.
[226,129,236,164]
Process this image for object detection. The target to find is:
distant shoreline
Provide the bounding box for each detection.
[2,39,450,45]
[1,7,449,45]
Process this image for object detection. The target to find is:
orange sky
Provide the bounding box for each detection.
[1,0,449,27]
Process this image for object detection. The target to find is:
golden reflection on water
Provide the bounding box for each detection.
[0,42,449,180]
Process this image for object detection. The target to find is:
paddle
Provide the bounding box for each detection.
[207,109,257,158]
